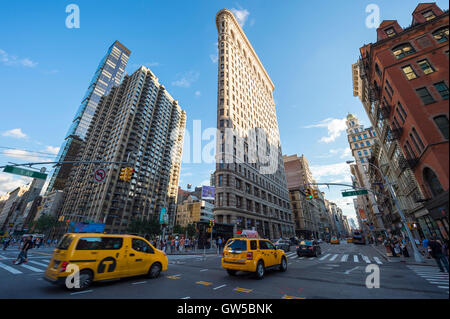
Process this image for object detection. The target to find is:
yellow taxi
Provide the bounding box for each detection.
[330,236,340,244]
[44,233,168,290]
[221,237,287,279]
[347,237,353,243]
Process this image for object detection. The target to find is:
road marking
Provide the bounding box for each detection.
[200,269,208,272]
[70,290,93,295]
[132,281,147,285]
[298,257,304,260]
[344,266,360,275]
[437,286,449,289]
[361,255,371,263]
[28,260,49,267]
[167,274,181,279]
[0,261,22,274]
[286,252,296,258]
[319,254,330,261]
[31,252,52,256]
[282,295,305,299]
[309,257,315,260]
[234,287,252,293]
[20,264,44,272]
[213,284,227,290]
[181,297,190,299]
[354,255,359,263]
[196,281,213,286]
[329,254,338,261]
[373,257,383,264]
[341,254,348,262]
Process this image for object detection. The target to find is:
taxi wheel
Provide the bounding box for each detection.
[148,262,162,279]
[227,269,237,276]
[279,257,287,272]
[255,260,265,280]
[74,270,93,291]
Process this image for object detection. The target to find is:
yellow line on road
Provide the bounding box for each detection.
[234,287,253,293]
[31,252,53,256]
[282,295,305,299]
[196,281,213,286]
[167,275,181,279]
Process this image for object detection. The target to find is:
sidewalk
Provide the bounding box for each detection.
[162,247,222,256]
[370,244,437,266]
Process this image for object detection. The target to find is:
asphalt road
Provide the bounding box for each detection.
[0,242,448,299]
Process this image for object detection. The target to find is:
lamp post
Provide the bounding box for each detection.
[346,160,424,263]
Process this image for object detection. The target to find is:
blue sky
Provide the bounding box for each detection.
[0,0,448,221]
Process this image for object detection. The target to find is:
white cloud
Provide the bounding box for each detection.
[43,146,60,155]
[2,149,46,162]
[309,162,351,181]
[0,173,31,196]
[304,117,347,143]
[200,179,210,187]
[0,49,38,68]
[2,128,27,139]
[172,71,200,88]
[209,54,218,63]
[195,91,201,97]
[329,147,352,159]
[231,8,250,27]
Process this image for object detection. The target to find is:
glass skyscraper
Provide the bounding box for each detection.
[46,41,131,193]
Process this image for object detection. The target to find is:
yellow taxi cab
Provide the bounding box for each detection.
[221,237,287,279]
[330,236,340,244]
[44,233,168,290]
[347,237,353,243]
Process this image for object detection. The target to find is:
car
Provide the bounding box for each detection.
[347,238,353,243]
[296,240,321,257]
[330,237,340,244]
[222,237,288,279]
[273,239,291,252]
[44,233,168,290]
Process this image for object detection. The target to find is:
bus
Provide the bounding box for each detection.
[352,231,366,245]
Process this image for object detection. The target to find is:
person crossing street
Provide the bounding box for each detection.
[13,235,33,265]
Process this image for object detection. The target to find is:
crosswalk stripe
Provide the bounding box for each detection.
[20,264,44,272]
[0,261,23,274]
[361,255,371,263]
[437,286,449,289]
[28,260,49,267]
[373,257,383,264]
[285,252,296,257]
[341,255,348,262]
[309,257,315,260]
[354,255,359,263]
[319,254,330,261]
[329,254,338,261]
[288,255,297,259]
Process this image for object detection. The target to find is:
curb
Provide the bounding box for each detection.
[369,244,435,266]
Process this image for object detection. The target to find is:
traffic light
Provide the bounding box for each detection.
[120,168,128,181]
[305,188,313,200]
[125,168,134,182]
[209,219,215,228]
[312,189,319,199]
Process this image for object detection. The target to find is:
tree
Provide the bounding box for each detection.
[172,224,185,235]
[186,223,197,238]
[32,215,58,235]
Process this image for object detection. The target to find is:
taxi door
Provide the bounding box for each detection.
[128,238,153,276]
[258,240,274,267]
[265,241,280,266]
[92,236,128,281]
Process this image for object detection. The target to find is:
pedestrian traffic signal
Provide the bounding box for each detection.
[120,168,128,181]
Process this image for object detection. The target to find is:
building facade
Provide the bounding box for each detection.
[46,41,131,193]
[176,195,214,228]
[355,3,449,240]
[213,9,294,239]
[59,66,186,234]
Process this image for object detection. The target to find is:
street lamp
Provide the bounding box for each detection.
[346,160,424,263]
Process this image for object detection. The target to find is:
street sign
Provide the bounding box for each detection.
[159,208,168,225]
[93,167,107,183]
[342,190,368,197]
[3,165,47,180]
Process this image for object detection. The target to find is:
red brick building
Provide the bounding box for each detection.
[360,3,448,239]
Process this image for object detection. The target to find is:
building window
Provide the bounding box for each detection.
[422,10,436,21]
[423,167,444,197]
[433,115,449,140]
[397,102,407,120]
[402,65,418,80]
[412,128,425,150]
[433,82,449,99]
[417,59,435,75]
[385,27,396,38]
[432,27,449,43]
[375,63,382,77]
[416,87,435,105]
[392,43,416,60]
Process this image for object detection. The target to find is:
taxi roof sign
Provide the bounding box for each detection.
[239,229,259,238]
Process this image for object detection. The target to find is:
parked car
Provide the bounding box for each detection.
[296,240,321,257]
[273,239,291,252]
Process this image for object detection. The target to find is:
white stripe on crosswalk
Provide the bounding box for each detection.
[20,264,44,272]
[319,254,330,261]
[285,252,296,258]
[373,257,383,264]
[354,255,359,263]
[361,255,371,263]
[28,260,49,267]
[329,254,338,261]
[309,257,315,260]
[437,286,449,289]
[341,254,348,262]
[0,261,23,274]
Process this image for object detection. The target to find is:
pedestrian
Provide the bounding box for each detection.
[185,238,190,252]
[14,235,33,265]
[428,236,449,273]
[170,239,175,253]
[179,237,185,252]
[401,238,409,257]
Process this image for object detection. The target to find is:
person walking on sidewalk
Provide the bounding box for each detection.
[428,236,449,273]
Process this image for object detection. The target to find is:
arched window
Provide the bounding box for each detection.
[423,167,444,197]
[432,26,449,43]
[392,43,416,59]
[433,115,449,140]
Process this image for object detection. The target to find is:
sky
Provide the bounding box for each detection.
[0,0,448,222]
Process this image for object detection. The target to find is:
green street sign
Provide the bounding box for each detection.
[3,165,47,180]
[342,190,368,197]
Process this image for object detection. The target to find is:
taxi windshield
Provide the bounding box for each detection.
[226,239,247,251]
[56,235,73,250]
